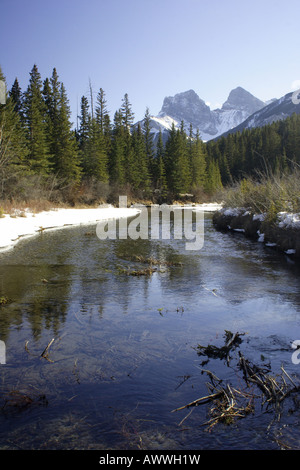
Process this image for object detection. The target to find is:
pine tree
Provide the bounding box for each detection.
[153,130,168,199]
[109,110,126,185]
[78,95,90,151]
[9,78,23,118]
[23,64,51,176]
[120,93,134,131]
[167,123,191,195]
[143,107,155,179]
[131,123,150,191]
[53,83,81,184]
[95,88,108,134]
[164,122,177,191]
[189,126,206,189]
[205,159,222,194]
[0,66,29,195]
[84,117,109,182]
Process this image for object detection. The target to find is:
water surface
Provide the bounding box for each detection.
[0,212,299,450]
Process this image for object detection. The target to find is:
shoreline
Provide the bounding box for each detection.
[0,205,141,252]
[0,202,222,252]
[213,207,300,259]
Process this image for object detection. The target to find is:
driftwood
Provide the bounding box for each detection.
[25,338,55,362]
[173,332,300,430]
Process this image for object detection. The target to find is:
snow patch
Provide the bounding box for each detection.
[277,212,300,229]
[0,206,141,251]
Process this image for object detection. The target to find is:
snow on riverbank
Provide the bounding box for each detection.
[213,206,300,257]
[0,205,141,251]
[0,201,223,252]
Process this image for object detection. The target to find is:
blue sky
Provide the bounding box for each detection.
[1,0,300,125]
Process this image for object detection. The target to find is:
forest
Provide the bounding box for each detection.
[1,64,300,209]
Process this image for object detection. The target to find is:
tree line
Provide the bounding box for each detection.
[206,112,300,185]
[0,64,222,205]
[1,63,299,207]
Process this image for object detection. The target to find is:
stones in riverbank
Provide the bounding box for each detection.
[212,208,300,258]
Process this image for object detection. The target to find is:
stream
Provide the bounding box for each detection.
[0,210,299,450]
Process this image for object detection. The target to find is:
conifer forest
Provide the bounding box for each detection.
[1,64,300,207]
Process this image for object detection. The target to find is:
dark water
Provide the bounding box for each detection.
[0,211,300,450]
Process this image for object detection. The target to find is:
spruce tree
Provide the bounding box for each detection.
[189,126,206,190]
[78,95,90,151]
[153,130,168,199]
[205,159,222,194]
[109,110,126,185]
[9,78,23,118]
[0,66,29,196]
[53,83,82,184]
[23,64,51,176]
[143,107,155,179]
[95,88,108,134]
[120,93,134,131]
[84,117,109,182]
[131,123,150,191]
[169,123,191,195]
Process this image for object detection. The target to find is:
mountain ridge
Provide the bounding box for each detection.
[136,86,271,143]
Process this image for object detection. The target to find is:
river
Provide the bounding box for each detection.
[0,210,299,450]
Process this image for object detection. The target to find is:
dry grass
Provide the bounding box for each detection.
[221,167,300,220]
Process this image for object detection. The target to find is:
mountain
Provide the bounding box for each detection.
[215,91,300,139]
[136,87,268,143]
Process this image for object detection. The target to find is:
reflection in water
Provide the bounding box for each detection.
[0,212,299,450]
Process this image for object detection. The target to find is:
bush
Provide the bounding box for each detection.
[221,167,300,220]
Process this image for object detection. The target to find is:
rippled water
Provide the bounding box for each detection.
[0,211,299,450]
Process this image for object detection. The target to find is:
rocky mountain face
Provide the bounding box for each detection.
[217,91,300,139]
[135,86,300,143]
[138,87,268,142]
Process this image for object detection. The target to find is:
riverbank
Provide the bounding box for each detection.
[0,202,223,252]
[0,205,141,251]
[213,207,300,258]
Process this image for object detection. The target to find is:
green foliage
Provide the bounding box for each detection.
[23,64,52,176]
[2,62,300,206]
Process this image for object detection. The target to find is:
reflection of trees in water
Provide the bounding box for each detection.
[0,264,72,341]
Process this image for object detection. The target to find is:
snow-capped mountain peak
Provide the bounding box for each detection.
[137,87,269,143]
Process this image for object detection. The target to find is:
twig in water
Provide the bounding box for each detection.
[41,338,55,362]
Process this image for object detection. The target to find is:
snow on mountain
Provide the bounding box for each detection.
[136,87,269,143]
[217,91,300,139]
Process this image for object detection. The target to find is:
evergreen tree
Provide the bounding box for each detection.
[78,95,90,151]
[153,130,168,199]
[164,122,177,190]
[42,76,54,160]
[120,93,134,131]
[95,88,108,134]
[205,159,223,194]
[53,83,81,184]
[143,107,155,179]
[9,78,23,118]
[0,67,29,195]
[109,110,126,185]
[189,126,206,189]
[84,117,109,182]
[23,64,51,176]
[131,123,150,191]
[165,123,191,195]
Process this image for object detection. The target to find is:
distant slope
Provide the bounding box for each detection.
[215,91,300,139]
[134,87,268,144]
